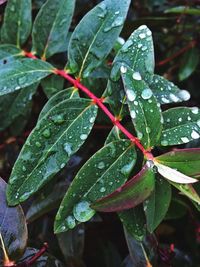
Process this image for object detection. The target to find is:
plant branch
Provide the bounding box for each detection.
[156,40,197,67]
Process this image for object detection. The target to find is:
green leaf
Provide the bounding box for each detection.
[144,176,171,233]
[41,75,65,99]
[0,58,54,96]
[32,0,75,59]
[7,98,98,205]
[111,25,154,81]
[67,0,131,78]
[26,181,68,223]
[165,6,200,15]
[165,198,187,220]
[0,178,27,262]
[54,140,136,233]
[148,74,190,104]
[0,83,38,131]
[170,183,200,205]
[158,107,200,146]
[0,44,23,65]
[92,164,155,212]
[156,148,200,177]
[1,0,32,47]
[119,206,146,241]
[179,48,199,81]
[38,87,79,120]
[121,67,163,149]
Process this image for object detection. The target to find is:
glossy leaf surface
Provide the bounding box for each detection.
[144,177,171,232]
[119,206,146,241]
[148,74,190,104]
[156,148,200,177]
[7,98,98,205]
[55,140,136,233]
[0,178,27,261]
[111,25,154,81]
[32,0,75,59]
[67,0,130,78]
[0,44,22,65]
[1,0,32,46]
[92,164,155,212]
[121,67,162,148]
[159,107,200,146]
[38,87,79,120]
[0,58,54,96]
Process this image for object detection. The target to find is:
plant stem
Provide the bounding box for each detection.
[23,52,153,160]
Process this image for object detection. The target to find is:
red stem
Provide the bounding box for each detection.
[23,51,153,160]
[156,40,196,67]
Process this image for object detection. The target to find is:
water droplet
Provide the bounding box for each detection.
[120,162,134,175]
[64,143,73,156]
[60,163,65,168]
[138,43,142,48]
[103,16,124,32]
[80,134,88,140]
[178,90,190,101]
[161,140,169,146]
[73,201,95,222]
[169,93,179,102]
[178,118,182,122]
[142,46,147,51]
[90,117,96,123]
[126,89,136,101]
[141,88,153,99]
[137,132,143,139]
[197,120,200,127]
[134,101,138,106]
[51,114,65,124]
[181,137,189,143]
[146,160,154,168]
[130,110,136,119]
[146,30,152,36]
[146,127,151,133]
[97,161,105,169]
[191,130,200,139]
[138,25,147,30]
[120,65,127,73]
[191,107,199,114]
[100,187,106,193]
[66,216,76,229]
[22,166,26,172]
[20,191,31,202]
[161,97,170,104]
[132,72,142,81]
[42,129,51,138]
[187,116,191,121]
[139,33,146,39]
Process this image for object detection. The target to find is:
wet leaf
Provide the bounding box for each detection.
[0,83,38,131]
[67,0,131,78]
[7,98,98,205]
[92,164,155,212]
[148,74,190,104]
[156,148,200,177]
[1,0,32,46]
[121,66,163,149]
[144,177,171,232]
[54,140,136,233]
[32,0,75,59]
[119,206,146,241]
[41,75,65,99]
[179,48,199,81]
[0,44,23,66]
[158,107,200,146]
[0,178,27,262]
[38,87,79,120]
[111,25,154,81]
[0,58,54,96]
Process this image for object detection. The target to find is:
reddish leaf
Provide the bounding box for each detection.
[92,165,155,212]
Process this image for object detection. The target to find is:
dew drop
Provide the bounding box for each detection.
[42,129,51,138]
[161,140,169,146]
[141,88,153,99]
[22,166,26,172]
[132,72,142,81]
[66,216,76,229]
[181,137,189,143]
[191,130,200,139]
[197,120,200,127]
[191,107,199,114]
[64,143,72,156]
[178,90,190,101]
[139,33,146,39]
[137,132,143,139]
[100,187,106,193]
[120,65,127,73]
[130,110,136,119]
[90,117,96,123]
[51,114,65,124]
[73,201,95,222]
[97,161,105,169]
[126,89,136,102]
[178,118,182,122]
[80,134,88,140]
